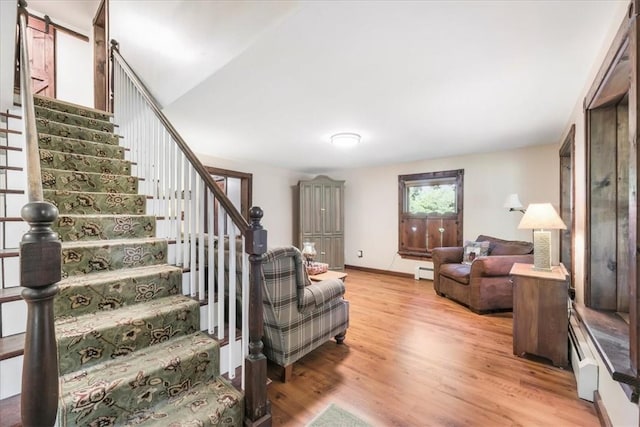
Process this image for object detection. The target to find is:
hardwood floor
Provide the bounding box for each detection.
[267,269,599,426]
[0,269,598,426]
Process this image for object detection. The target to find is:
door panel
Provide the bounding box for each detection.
[27,15,55,97]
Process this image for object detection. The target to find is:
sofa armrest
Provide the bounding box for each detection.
[470,254,534,277]
[432,247,464,266]
[299,278,346,312]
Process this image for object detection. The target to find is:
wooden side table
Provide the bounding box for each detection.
[510,263,569,367]
[308,270,347,282]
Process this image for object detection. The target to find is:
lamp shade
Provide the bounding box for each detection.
[503,193,524,210]
[518,203,566,230]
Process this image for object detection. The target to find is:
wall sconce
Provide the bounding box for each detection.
[518,203,567,271]
[504,193,525,213]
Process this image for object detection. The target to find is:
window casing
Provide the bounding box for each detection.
[398,169,463,258]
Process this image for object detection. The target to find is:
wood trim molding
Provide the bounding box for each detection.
[584,6,633,109]
[345,264,415,279]
[593,391,613,427]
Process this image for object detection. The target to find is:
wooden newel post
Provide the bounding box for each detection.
[244,206,271,426]
[20,201,61,427]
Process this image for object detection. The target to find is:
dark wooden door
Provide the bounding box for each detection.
[27,15,55,97]
[93,0,108,110]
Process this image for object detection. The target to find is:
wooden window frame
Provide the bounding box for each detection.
[398,169,464,259]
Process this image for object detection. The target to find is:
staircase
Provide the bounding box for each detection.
[34,95,244,426]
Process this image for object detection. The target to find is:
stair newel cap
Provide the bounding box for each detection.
[20,201,59,243]
[248,206,267,256]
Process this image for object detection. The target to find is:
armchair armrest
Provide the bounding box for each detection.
[470,254,534,277]
[432,247,464,266]
[299,278,346,312]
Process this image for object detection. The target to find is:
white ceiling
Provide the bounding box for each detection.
[28,0,627,173]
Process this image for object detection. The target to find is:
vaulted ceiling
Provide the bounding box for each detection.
[26,1,628,172]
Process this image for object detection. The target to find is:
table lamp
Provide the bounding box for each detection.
[518,203,566,271]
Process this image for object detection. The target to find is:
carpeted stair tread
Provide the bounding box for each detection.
[40,149,131,175]
[45,189,146,215]
[55,214,155,242]
[41,167,138,193]
[59,376,243,427]
[55,264,182,319]
[56,294,200,375]
[61,237,167,277]
[34,94,112,121]
[39,133,125,159]
[35,105,114,133]
[131,377,243,426]
[36,117,119,145]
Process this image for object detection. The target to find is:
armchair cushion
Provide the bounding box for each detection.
[439,263,471,284]
[301,279,346,312]
[476,234,533,256]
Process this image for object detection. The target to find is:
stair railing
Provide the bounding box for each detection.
[16,1,61,426]
[110,41,270,425]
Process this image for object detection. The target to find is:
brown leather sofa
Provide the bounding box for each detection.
[432,235,534,313]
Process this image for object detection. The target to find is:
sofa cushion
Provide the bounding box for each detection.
[476,235,533,256]
[462,241,490,264]
[439,263,471,284]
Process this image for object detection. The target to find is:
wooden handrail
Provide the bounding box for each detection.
[17,1,42,203]
[110,42,250,233]
[16,1,61,426]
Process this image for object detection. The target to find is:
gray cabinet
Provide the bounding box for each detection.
[298,176,344,270]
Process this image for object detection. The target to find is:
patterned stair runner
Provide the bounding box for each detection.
[32,95,243,426]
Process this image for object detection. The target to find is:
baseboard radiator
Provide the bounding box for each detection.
[414,264,434,280]
[569,310,598,402]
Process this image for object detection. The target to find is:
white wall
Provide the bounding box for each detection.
[329,144,559,275]
[56,31,93,107]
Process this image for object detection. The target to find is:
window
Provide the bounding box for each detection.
[398,169,463,259]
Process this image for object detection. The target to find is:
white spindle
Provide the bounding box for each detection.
[176,149,183,266]
[183,156,190,270]
[241,236,248,390]
[217,205,225,340]
[189,166,197,298]
[228,223,237,379]
[198,177,205,299]
[207,188,215,334]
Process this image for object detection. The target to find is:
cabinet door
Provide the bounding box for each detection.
[323,184,344,235]
[300,183,323,237]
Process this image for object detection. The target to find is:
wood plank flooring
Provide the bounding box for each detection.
[266,269,599,426]
[0,269,599,426]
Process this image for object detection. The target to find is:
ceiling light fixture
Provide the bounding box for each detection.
[330,132,361,147]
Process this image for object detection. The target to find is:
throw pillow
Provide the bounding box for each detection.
[462,241,490,264]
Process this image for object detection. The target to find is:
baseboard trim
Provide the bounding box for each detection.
[345,265,415,279]
[594,391,613,427]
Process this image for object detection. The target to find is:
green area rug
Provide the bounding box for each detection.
[307,404,371,427]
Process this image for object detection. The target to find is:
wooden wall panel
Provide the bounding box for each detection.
[589,106,618,310]
[617,101,630,312]
[401,218,427,253]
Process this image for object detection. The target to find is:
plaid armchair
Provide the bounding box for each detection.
[260,246,349,382]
